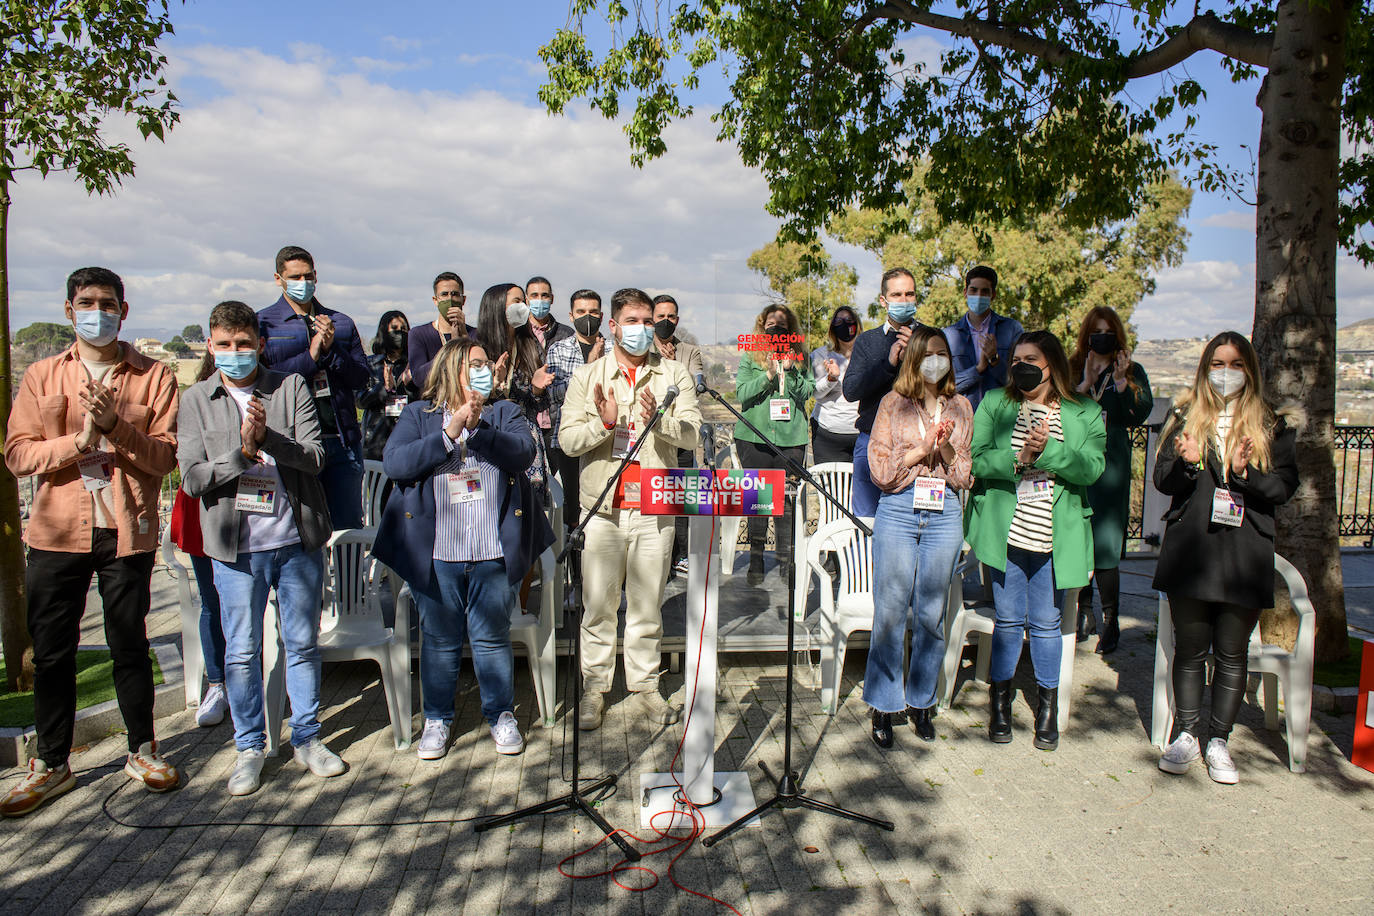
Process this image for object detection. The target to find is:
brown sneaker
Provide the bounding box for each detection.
[124,740,181,793]
[1,758,76,817]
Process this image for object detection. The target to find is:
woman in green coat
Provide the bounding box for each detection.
[734,303,815,585]
[1069,307,1153,653]
[965,331,1105,751]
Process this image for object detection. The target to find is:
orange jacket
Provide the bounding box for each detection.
[5,342,178,556]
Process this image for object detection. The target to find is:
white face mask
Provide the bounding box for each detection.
[1208,368,1246,399]
[919,354,950,384]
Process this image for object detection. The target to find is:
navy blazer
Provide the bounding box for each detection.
[944,311,1025,411]
[371,399,554,597]
[258,296,371,447]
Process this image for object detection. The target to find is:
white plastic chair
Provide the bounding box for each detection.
[511,479,563,727]
[361,459,389,527]
[792,462,854,620]
[716,438,746,574]
[162,528,203,708]
[1151,553,1315,772]
[807,518,875,714]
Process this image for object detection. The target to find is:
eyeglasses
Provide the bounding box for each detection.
[468,358,490,370]
[436,292,465,301]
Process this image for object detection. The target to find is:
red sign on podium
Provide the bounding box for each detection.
[1353,639,1374,773]
[641,468,785,517]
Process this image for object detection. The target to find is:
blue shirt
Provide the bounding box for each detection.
[944,311,1025,411]
[258,296,371,447]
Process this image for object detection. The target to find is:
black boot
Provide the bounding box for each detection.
[746,552,765,587]
[1034,685,1059,751]
[1076,592,1096,642]
[1095,568,1120,654]
[988,681,1013,743]
[908,705,936,742]
[871,710,894,749]
[1096,612,1119,654]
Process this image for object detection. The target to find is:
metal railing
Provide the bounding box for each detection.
[1336,425,1374,545]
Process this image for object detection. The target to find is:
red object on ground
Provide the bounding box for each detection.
[1354,639,1374,773]
[169,488,205,557]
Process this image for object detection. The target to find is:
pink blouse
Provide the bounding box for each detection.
[868,391,975,494]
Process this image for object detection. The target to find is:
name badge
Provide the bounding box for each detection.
[77,451,114,491]
[611,423,636,460]
[623,480,641,506]
[235,470,278,514]
[1211,488,1244,527]
[311,372,331,399]
[447,469,484,504]
[1016,471,1054,505]
[769,398,792,422]
[912,476,947,511]
[385,396,407,418]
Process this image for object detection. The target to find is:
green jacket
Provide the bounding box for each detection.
[963,389,1107,589]
[733,353,815,448]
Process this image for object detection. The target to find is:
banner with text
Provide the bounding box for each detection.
[641,468,785,517]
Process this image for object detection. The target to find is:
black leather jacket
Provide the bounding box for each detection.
[357,352,420,460]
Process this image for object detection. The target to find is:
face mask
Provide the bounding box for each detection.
[436,297,462,319]
[1208,368,1246,399]
[654,318,677,341]
[764,323,787,335]
[387,329,408,351]
[506,302,530,328]
[886,301,916,325]
[967,294,992,316]
[73,309,121,347]
[831,320,857,343]
[618,324,653,356]
[1011,362,1044,392]
[214,350,259,380]
[284,279,315,304]
[467,365,494,399]
[528,298,553,320]
[574,314,601,338]
[1088,332,1118,355]
[919,355,950,384]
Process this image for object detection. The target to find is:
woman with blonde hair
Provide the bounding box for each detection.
[1153,331,1298,784]
[864,326,973,747]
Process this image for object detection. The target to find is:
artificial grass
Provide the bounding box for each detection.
[1312,636,1368,689]
[0,649,163,728]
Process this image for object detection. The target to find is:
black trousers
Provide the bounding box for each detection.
[1077,567,1120,616]
[27,530,156,765]
[734,439,805,562]
[810,420,858,465]
[1169,596,1260,741]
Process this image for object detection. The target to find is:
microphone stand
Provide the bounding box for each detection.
[694,378,893,847]
[475,385,680,861]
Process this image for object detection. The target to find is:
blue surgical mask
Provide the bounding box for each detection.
[468,365,494,398]
[73,309,121,347]
[618,324,653,356]
[214,350,259,380]
[967,293,992,315]
[886,301,916,325]
[528,298,552,319]
[284,279,316,304]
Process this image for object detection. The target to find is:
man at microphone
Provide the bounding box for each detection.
[560,288,702,730]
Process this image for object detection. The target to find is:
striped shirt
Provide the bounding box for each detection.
[1007,401,1063,554]
[432,412,503,563]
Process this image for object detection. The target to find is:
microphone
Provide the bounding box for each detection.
[695,373,708,394]
[657,384,680,413]
[700,422,717,466]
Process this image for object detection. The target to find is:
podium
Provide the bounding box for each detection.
[636,468,784,829]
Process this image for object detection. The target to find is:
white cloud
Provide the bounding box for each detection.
[6,44,779,344]
[1200,209,1254,231]
[381,35,424,53]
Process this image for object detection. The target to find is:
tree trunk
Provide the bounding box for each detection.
[1252,0,1349,662]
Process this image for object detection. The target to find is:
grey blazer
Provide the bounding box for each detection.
[177,368,333,563]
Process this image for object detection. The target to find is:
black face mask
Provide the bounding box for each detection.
[1087,332,1118,355]
[764,323,787,335]
[654,318,677,340]
[387,329,408,352]
[1011,362,1045,392]
[831,320,857,343]
[574,314,601,338]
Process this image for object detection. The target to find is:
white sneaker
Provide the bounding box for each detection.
[227,748,266,796]
[293,738,346,778]
[1158,731,1200,775]
[673,557,690,576]
[1205,738,1240,785]
[417,719,451,760]
[491,711,524,755]
[196,683,228,728]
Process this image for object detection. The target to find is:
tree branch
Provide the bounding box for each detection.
[1124,12,1272,76]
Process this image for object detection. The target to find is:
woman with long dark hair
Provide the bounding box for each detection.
[1152,331,1298,784]
[1068,306,1153,653]
[965,330,1105,751]
[810,305,864,464]
[475,283,525,392]
[357,310,419,460]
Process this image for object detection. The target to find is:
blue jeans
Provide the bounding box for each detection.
[213,543,325,751]
[190,554,226,684]
[989,546,1064,688]
[851,432,880,518]
[413,558,513,726]
[322,437,364,530]
[863,487,963,712]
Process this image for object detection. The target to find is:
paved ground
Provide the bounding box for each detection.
[2,557,1373,915]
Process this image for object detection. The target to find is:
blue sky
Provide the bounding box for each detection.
[6,1,1369,344]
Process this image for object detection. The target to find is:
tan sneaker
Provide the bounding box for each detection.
[1,759,76,817]
[125,740,181,793]
[627,687,681,726]
[578,688,605,731]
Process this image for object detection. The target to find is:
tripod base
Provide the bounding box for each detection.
[701,761,896,847]
[639,771,758,829]
[475,773,642,862]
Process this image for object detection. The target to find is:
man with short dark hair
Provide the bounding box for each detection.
[523,276,575,448]
[546,289,605,520]
[179,300,343,797]
[944,265,1023,411]
[409,271,476,390]
[3,267,181,817]
[257,245,370,529]
[650,293,705,577]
